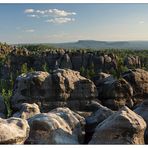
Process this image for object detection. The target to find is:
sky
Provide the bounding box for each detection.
[0,3,148,44]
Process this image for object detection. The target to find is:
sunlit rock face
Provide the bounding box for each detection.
[89,106,146,144]
[11,69,98,113]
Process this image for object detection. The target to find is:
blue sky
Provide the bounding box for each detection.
[0,3,148,43]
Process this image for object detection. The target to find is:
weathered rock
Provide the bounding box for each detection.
[92,55,104,73]
[96,75,134,110]
[70,53,83,71]
[92,72,112,87]
[89,106,146,144]
[122,69,148,98]
[59,53,72,69]
[52,69,97,100]
[134,100,148,143]
[85,102,114,143]
[13,103,40,119]
[124,56,141,68]
[51,107,85,143]
[26,107,85,144]
[0,95,7,118]
[0,117,30,144]
[11,69,98,112]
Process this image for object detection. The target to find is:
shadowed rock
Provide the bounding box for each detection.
[134,100,148,144]
[0,95,7,118]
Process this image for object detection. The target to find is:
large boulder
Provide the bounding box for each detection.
[26,107,85,144]
[85,102,114,143]
[122,69,148,99]
[11,69,98,112]
[89,106,146,144]
[0,95,7,118]
[134,100,148,144]
[0,117,30,144]
[95,74,134,110]
[13,103,40,120]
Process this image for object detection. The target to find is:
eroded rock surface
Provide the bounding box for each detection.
[122,69,148,99]
[11,69,98,112]
[89,106,146,144]
[13,103,40,119]
[134,100,148,144]
[85,102,114,143]
[0,117,30,144]
[93,73,134,110]
[26,107,85,144]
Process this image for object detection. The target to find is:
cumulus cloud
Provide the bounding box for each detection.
[24,8,76,24]
[46,17,75,24]
[25,29,35,33]
[24,9,34,13]
[28,8,76,17]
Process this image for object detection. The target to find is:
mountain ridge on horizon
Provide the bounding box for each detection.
[13,40,148,50]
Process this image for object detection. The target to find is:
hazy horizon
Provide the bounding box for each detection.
[1,3,148,44]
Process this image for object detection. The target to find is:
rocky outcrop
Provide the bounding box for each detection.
[13,103,40,120]
[26,107,85,144]
[59,53,72,69]
[0,95,7,118]
[124,56,141,68]
[134,100,148,144]
[85,102,114,143]
[122,69,148,98]
[11,69,98,112]
[89,106,146,144]
[0,117,30,144]
[93,73,134,110]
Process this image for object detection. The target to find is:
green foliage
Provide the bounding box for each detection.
[1,89,12,117]
[80,66,85,76]
[21,63,28,74]
[42,63,49,72]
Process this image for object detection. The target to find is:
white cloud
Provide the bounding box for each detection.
[25,8,76,24]
[27,14,40,18]
[25,29,35,33]
[46,17,75,24]
[34,9,76,17]
[139,21,145,24]
[24,9,34,13]
[52,9,76,17]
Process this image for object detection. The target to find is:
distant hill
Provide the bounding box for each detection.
[14,40,148,50]
[48,40,148,50]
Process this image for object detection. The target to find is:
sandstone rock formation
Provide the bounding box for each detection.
[89,106,146,144]
[11,69,98,112]
[59,53,72,69]
[13,103,40,119]
[26,107,85,144]
[0,95,6,118]
[92,73,134,110]
[134,100,148,144]
[122,69,148,99]
[0,117,30,144]
[124,56,141,68]
[85,102,114,143]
